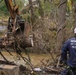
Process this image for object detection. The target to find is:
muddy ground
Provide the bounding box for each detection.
[0,51,62,75]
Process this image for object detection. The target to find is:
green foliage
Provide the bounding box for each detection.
[0,1,8,15]
[0,0,24,16]
[43,1,51,16]
[15,0,24,9]
[0,0,3,3]
[0,5,8,14]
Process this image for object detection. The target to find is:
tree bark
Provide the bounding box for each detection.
[28,0,35,25]
[74,4,76,28]
[56,0,66,51]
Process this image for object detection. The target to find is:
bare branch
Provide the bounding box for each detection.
[58,0,67,8]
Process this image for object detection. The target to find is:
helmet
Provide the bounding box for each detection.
[74,28,76,33]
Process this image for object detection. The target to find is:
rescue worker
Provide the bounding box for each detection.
[60,28,76,75]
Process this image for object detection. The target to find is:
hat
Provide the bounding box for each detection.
[74,28,76,33]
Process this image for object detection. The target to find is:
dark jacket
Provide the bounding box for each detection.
[61,37,76,67]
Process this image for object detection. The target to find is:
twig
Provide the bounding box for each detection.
[56,56,61,68]
[57,21,66,34]
[0,51,8,62]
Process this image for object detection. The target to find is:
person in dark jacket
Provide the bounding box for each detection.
[60,28,76,75]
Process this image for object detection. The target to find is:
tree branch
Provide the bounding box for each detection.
[58,0,67,8]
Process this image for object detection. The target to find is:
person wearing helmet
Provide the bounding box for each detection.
[60,28,76,75]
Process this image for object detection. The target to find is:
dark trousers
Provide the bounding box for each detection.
[61,67,76,75]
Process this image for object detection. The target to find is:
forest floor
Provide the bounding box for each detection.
[0,51,62,75]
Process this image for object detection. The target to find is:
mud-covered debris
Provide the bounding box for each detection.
[44,67,60,74]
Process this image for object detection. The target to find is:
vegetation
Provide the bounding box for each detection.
[0,0,76,75]
[0,0,76,53]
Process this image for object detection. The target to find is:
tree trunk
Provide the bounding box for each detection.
[29,0,35,25]
[56,0,66,52]
[74,4,76,28]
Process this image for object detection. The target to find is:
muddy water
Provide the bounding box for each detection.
[0,51,52,67]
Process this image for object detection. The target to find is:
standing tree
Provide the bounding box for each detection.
[28,0,35,25]
[56,0,67,52]
[74,3,76,28]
